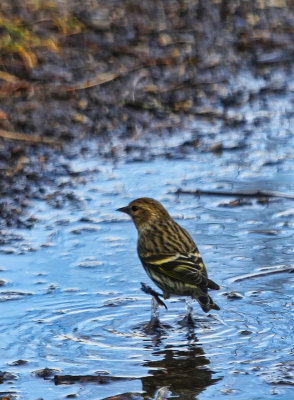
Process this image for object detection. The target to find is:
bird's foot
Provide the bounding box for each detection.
[141,282,167,309]
[143,317,165,334]
[179,298,195,327]
[179,313,195,328]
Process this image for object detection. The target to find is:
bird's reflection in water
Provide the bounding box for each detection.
[141,330,220,399]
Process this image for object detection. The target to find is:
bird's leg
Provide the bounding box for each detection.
[143,295,165,334]
[141,283,168,331]
[151,296,160,322]
[178,298,195,328]
[185,298,194,324]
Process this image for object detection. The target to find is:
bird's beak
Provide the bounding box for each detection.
[116,206,130,215]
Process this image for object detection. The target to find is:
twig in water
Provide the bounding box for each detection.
[176,188,294,201]
[230,266,294,283]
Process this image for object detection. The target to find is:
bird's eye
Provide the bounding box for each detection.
[131,205,138,212]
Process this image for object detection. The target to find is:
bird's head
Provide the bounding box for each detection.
[117,197,170,230]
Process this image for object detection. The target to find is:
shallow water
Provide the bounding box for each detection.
[1,76,294,399]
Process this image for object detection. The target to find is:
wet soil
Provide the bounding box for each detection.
[1,0,294,230]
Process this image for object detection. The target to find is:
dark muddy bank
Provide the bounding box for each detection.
[1,0,294,230]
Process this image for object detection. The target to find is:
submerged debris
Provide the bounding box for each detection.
[0,371,17,383]
[54,374,134,385]
[258,362,294,386]
[33,368,59,379]
[222,291,244,300]
[9,360,28,366]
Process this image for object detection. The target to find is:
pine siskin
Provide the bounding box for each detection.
[117,197,220,314]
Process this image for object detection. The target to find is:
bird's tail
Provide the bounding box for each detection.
[207,278,220,290]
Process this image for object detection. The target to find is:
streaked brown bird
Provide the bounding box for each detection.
[117,197,220,321]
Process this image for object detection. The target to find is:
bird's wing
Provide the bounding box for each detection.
[140,251,218,290]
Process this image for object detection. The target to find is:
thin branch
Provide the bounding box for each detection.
[54,374,134,385]
[176,188,294,200]
[62,58,181,92]
[230,266,294,283]
[65,70,127,91]
[0,129,59,147]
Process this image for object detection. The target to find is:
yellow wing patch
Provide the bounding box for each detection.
[149,255,179,265]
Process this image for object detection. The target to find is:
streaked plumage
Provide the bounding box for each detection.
[117,197,220,313]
